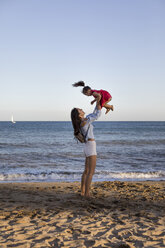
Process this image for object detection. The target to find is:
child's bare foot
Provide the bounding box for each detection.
[105,105,114,114]
[105,109,110,114]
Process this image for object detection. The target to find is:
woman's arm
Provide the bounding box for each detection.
[86,104,101,124]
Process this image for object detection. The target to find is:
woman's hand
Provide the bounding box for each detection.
[96,102,101,110]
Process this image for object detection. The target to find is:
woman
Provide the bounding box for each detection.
[71,102,101,197]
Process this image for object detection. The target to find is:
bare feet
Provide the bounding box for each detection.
[105,105,114,114]
[84,194,91,199]
[105,109,110,114]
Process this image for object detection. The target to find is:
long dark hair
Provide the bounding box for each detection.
[72,81,91,94]
[71,108,81,136]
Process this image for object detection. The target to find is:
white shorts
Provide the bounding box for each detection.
[84,141,97,157]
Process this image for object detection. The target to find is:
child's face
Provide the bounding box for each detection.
[84,89,91,96]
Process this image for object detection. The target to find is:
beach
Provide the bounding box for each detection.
[0,181,164,248]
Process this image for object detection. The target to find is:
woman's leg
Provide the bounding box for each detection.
[81,157,89,196]
[85,155,97,197]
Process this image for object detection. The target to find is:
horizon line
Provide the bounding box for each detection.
[0,120,165,122]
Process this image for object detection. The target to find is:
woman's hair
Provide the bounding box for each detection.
[71,108,81,136]
[72,81,91,94]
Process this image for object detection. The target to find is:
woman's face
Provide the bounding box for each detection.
[77,108,85,119]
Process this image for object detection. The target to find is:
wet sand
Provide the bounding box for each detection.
[0,181,165,248]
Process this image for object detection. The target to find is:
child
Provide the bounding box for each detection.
[73,81,114,114]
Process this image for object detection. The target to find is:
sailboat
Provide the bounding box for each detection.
[11,115,16,124]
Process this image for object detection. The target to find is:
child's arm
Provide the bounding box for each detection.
[91,99,96,105]
[92,92,102,103]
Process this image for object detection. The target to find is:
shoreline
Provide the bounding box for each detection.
[0,181,165,247]
[0,178,165,184]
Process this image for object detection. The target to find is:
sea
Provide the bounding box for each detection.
[0,121,165,183]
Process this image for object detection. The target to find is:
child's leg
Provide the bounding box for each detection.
[103,98,114,114]
[104,104,113,114]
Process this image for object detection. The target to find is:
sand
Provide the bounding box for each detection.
[0,181,165,248]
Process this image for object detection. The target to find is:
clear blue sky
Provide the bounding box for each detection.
[0,0,164,121]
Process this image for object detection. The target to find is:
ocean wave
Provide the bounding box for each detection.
[0,142,64,149]
[0,142,37,148]
[95,170,165,179]
[0,170,164,183]
[97,139,165,146]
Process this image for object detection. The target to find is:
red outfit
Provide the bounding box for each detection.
[91,89,112,108]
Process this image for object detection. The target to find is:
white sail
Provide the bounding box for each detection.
[11,115,16,123]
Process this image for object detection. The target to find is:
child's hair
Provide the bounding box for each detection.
[72,81,91,94]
